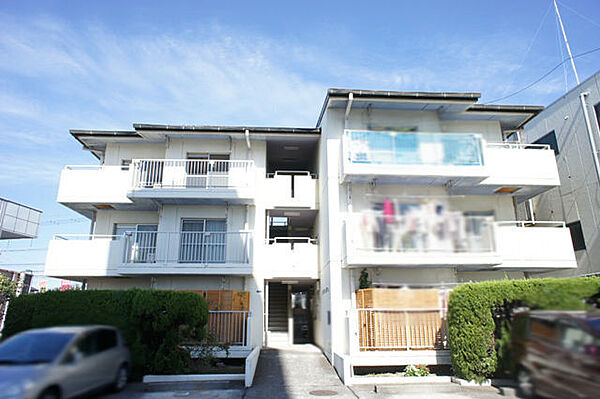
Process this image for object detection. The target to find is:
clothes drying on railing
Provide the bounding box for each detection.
[357,202,491,253]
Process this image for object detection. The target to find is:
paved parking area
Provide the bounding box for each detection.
[97,345,517,398]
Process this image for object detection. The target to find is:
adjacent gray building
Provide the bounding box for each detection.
[519,70,600,277]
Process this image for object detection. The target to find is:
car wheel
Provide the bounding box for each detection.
[112,364,128,392]
[38,388,60,399]
[517,368,535,398]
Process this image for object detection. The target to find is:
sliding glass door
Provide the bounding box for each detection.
[179,219,227,263]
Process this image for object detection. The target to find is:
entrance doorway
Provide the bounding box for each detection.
[266,281,316,347]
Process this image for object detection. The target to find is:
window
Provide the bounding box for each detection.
[179,219,226,263]
[567,220,586,251]
[186,153,230,187]
[97,329,118,352]
[116,224,158,262]
[594,102,600,129]
[533,130,559,155]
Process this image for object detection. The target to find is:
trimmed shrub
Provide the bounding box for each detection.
[448,277,600,382]
[1,289,208,379]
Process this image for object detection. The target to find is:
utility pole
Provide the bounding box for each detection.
[553,0,580,85]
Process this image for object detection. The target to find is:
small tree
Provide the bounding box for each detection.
[359,268,371,289]
[0,275,19,307]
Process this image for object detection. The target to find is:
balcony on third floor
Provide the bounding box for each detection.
[128,159,256,205]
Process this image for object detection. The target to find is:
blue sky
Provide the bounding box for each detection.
[1,0,600,282]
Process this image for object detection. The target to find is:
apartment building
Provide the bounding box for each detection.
[45,88,577,383]
[517,70,600,278]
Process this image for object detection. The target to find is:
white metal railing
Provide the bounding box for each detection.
[122,231,252,265]
[353,308,448,351]
[130,159,254,190]
[346,212,496,254]
[487,142,551,150]
[495,220,566,228]
[207,310,251,346]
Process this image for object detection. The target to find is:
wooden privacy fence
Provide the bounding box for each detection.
[354,288,449,351]
[356,308,448,351]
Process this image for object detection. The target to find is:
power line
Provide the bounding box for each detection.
[484,46,600,104]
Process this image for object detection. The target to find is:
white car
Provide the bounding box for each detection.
[0,326,130,399]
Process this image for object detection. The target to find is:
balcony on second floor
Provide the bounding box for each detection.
[128,159,256,204]
[343,212,577,272]
[344,212,500,267]
[262,237,319,279]
[44,230,253,279]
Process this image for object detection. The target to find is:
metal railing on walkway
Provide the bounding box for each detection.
[207,310,251,346]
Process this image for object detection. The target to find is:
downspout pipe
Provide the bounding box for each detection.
[579,92,600,183]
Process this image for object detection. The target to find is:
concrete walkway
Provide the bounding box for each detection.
[244,344,356,399]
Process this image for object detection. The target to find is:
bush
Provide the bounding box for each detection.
[447,277,600,382]
[404,364,430,376]
[1,289,208,379]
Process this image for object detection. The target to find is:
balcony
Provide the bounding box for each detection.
[341,130,487,185]
[448,143,561,199]
[45,235,123,278]
[128,159,255,204]
[119,230,252,275]
[44,231,253,278]
[344,212,500,267]
[264,172,318,208]
[494,221,577,271]
[57,166,132,206]
[344,213,577,271]
[262,238,319,279]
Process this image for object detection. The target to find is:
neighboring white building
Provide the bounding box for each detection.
[517,70,600,278]
[45,88,577,383]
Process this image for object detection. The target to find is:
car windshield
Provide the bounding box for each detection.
[0,332,75,364]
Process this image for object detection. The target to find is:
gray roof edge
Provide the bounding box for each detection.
[467,104,545,113]
[70,129,139,136]
[327,88,482,100]
[132,124,321,134]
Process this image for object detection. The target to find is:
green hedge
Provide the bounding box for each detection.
[2,289,208,379]
[448,277,600,382]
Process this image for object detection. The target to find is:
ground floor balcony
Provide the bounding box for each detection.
[44,231,253,278]
[344,213,577,271]
[347,288,452,371]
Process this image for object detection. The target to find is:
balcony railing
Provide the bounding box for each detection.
[346,212,496,254]
[122,231,252,265]
[130,159,254,190]
[353,308,448,351]
[344,130,484,167]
